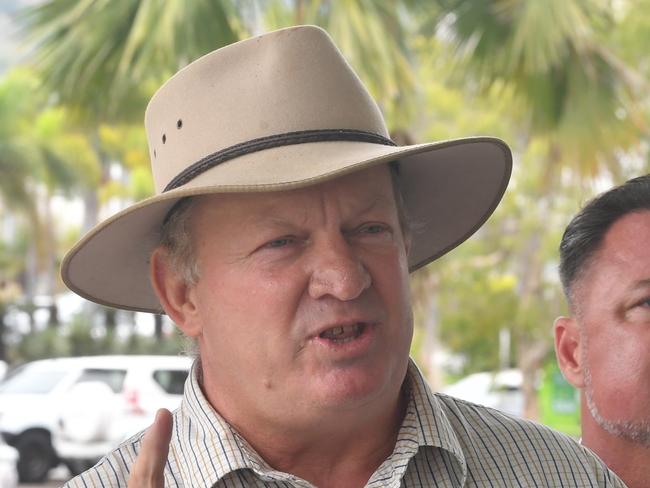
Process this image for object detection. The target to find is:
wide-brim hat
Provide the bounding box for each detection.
[62,25,512,313]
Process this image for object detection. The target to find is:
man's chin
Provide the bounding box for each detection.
[305,360,406,410]
[587,390,650,446]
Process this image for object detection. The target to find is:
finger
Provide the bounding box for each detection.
[128,408,173,488]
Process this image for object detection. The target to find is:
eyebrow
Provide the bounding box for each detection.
[632,278,650,290]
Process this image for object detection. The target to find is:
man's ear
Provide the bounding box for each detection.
[149,247,202,337]
[553,316,585,389]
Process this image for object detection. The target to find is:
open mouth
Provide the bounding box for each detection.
[318,323,366,344]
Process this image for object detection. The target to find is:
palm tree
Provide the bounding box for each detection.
[21,0,244,123]
[421,0,644,176]
[0,69,51,308]
[416,0,648,418]
[20,0,423,342]
[0,69,98,339]
[22,0,422,128]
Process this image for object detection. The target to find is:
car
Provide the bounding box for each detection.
[0,355,191,483]
[441,369,524,417]
[0,361,7,382]
[0,435,18,488]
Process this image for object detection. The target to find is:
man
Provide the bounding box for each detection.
[555,174,650,488]
[62,26,624,487]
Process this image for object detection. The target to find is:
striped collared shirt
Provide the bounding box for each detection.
[64,358,625,487]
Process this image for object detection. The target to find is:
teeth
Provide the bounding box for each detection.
[320,323,364,341]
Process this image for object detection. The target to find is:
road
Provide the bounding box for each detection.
[20,482,65,488]
[19,466,71,488]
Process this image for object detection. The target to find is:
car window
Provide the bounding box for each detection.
[76,368,127,393]
[0,365,69,394]
[152,369,188,395]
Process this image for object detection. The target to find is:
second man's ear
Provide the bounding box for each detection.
[553,316,586,389]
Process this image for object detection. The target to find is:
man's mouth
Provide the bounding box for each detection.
[318,323,366,343]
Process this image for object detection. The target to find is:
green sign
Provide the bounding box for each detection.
[538,362,581,438]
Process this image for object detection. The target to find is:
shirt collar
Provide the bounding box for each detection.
[173,360,251,487]
[174,358,467,487]
[403,359,468,485]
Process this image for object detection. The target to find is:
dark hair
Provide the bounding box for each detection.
[559,174,650,304]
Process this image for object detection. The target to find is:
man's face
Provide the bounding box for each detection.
[576,210,650,445]
[182,166,413,425]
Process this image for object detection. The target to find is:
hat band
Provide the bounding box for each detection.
[163,128,396,192]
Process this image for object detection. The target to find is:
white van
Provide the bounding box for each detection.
[0,436,18,488]
[0,355,192,483]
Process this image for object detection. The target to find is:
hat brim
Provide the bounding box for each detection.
[62,136,511,313]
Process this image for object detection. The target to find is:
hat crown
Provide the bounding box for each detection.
[144,25,388,193]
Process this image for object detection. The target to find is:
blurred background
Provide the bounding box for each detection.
[0,0,648,485]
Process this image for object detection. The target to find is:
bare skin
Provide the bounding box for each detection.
[146,166,413,487]
[127,409,172,488]
[555,210,650,488]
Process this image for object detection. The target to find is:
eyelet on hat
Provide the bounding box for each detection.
[177,119,183,129]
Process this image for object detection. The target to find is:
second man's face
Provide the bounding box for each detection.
[576,210,650,444]
[183,165,414,429]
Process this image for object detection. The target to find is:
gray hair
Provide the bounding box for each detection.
[158,197,202,286]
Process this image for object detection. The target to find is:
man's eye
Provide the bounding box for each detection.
[265,237,293,248]
[360,224,387,234]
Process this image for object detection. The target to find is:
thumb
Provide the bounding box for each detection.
[128,408,173,488]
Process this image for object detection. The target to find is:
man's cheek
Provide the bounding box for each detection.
[590,353,645,417]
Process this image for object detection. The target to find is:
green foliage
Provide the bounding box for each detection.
[0,69,43,213]
[422,0,642,169]
[99,124,154,200]
[12,327,70,362]
[9,313,186,364]
[431,242,517,373]
[21,0,247,122]
[1,1,647,422]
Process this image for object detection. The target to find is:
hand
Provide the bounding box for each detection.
[127,408,173,488]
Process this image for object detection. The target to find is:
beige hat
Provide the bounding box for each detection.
[62,25,512,313]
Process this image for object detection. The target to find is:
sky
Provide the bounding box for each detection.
[0,0,40,75]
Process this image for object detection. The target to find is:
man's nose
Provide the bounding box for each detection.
[307,238,371,301]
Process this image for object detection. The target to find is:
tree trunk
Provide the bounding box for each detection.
[294,0,305,25]
[104,307,117,350]
[154,314,164,340]
[514,145,563,419]
[48,302,60,329]
[0,308,7,362]
[82,188,99,234]
[518,340,550,420]
[42,191,59,329]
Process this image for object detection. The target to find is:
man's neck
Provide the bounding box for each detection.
[241,387,408,488]
[582,419,650,488]
[200,359,410,488]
